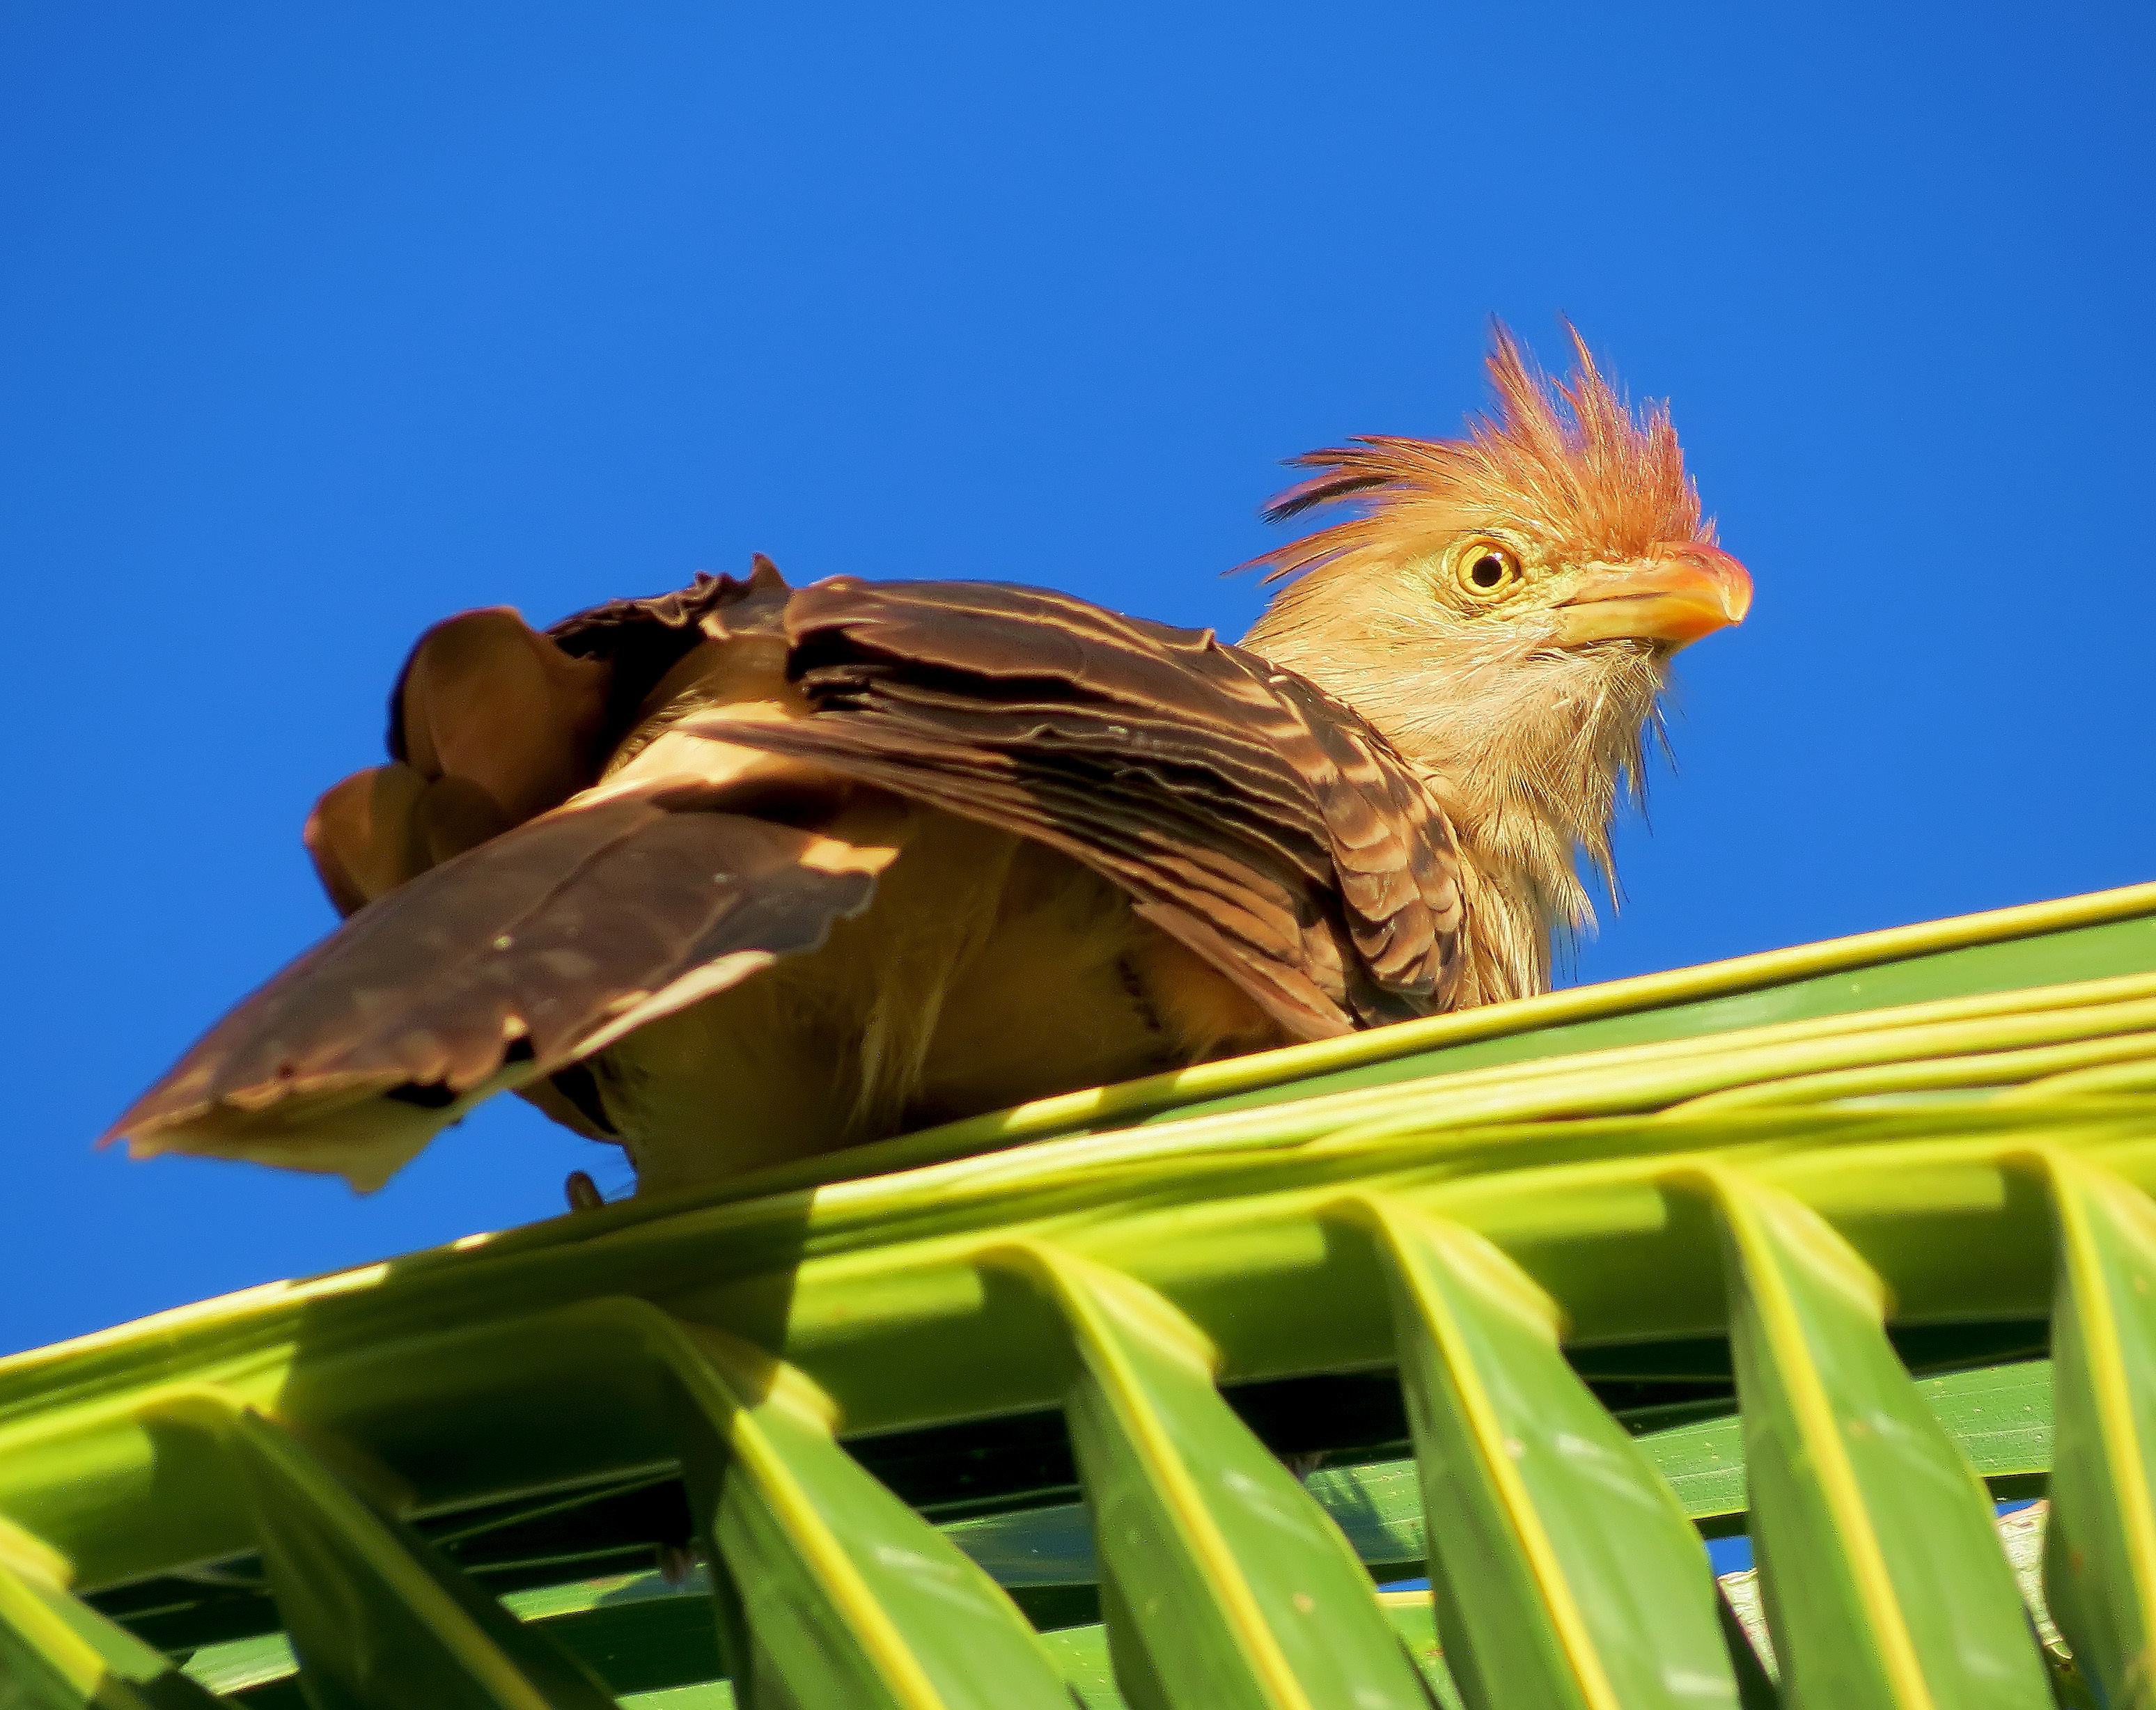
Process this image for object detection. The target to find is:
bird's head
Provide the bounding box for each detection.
[1241,324,1751,999]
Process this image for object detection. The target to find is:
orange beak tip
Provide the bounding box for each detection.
[1554,544,1752,649]
[1686,543,1753,627]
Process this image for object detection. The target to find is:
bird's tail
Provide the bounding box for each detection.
[104,781,901,1191]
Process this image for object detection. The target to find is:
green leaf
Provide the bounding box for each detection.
[1345,1195,1739,1709]
[1674,1167,2050,1708]
[183,1567,733,1700]
[1637,1413,1749,1528]
[1037,1622,1120,1710]
[571,1299,1076,1710]
[498,1569,722,1697]
[944,1458,1428,1587]
[0,1519,222,1708]
[1916,1363,2054,1485]
[1638,1360,2054,1530]
[1371,1594,1469,1710]
[943,1501,1101,1588]
[944,1358,2056,1594]
[617,1686,737,1709]
[10,881,2156,1704]
[2015,1149,2156,1707]
[1031,1590,1465,1710]
[987,1242,1435,1710]
[178,1401,618,1710]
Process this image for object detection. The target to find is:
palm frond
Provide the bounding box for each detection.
[6,881,2155,1706]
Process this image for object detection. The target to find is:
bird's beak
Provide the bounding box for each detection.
[1552,542,1753,650]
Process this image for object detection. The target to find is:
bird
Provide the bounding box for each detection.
[106,327,1750,1201]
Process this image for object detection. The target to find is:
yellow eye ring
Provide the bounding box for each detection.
[1453,540,1522,600]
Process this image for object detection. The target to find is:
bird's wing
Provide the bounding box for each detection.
[678,577,1469,1035]
[107,566,1466,1186]
[108,560,896,1191]
[107,780,899,1190]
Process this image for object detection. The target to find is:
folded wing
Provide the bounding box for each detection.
[108,563,1467,1189]
[686,577,1468,1036]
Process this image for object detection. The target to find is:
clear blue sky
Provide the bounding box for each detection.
[2,3,2150,1358]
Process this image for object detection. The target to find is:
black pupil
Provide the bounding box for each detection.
[1470,554,1508,588]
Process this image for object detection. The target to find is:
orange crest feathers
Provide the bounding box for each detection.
[1249,324,1708,586]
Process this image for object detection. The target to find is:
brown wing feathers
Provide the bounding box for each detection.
[111,786,897,1189]
[710,578,1467,1031]
[107,563,1468,1186]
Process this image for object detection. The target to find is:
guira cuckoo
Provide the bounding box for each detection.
[109,329,1750,1198]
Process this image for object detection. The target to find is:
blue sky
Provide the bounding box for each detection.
[1,3,2150,1357]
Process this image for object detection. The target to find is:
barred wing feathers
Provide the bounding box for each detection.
[106,569,1468,1186]
[696,578,1468,1035]
[107,787,893,1189]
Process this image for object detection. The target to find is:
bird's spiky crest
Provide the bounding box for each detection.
[1249,324,1708,584]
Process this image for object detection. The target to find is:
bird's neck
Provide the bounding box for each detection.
[1244,593,1662,1007]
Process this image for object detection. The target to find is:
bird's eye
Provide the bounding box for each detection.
[1453,540,1522,600]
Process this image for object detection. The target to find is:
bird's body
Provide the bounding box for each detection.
[593,817,1267,1195]
[110,330,1749,1198]
[538,590,1295,1192]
